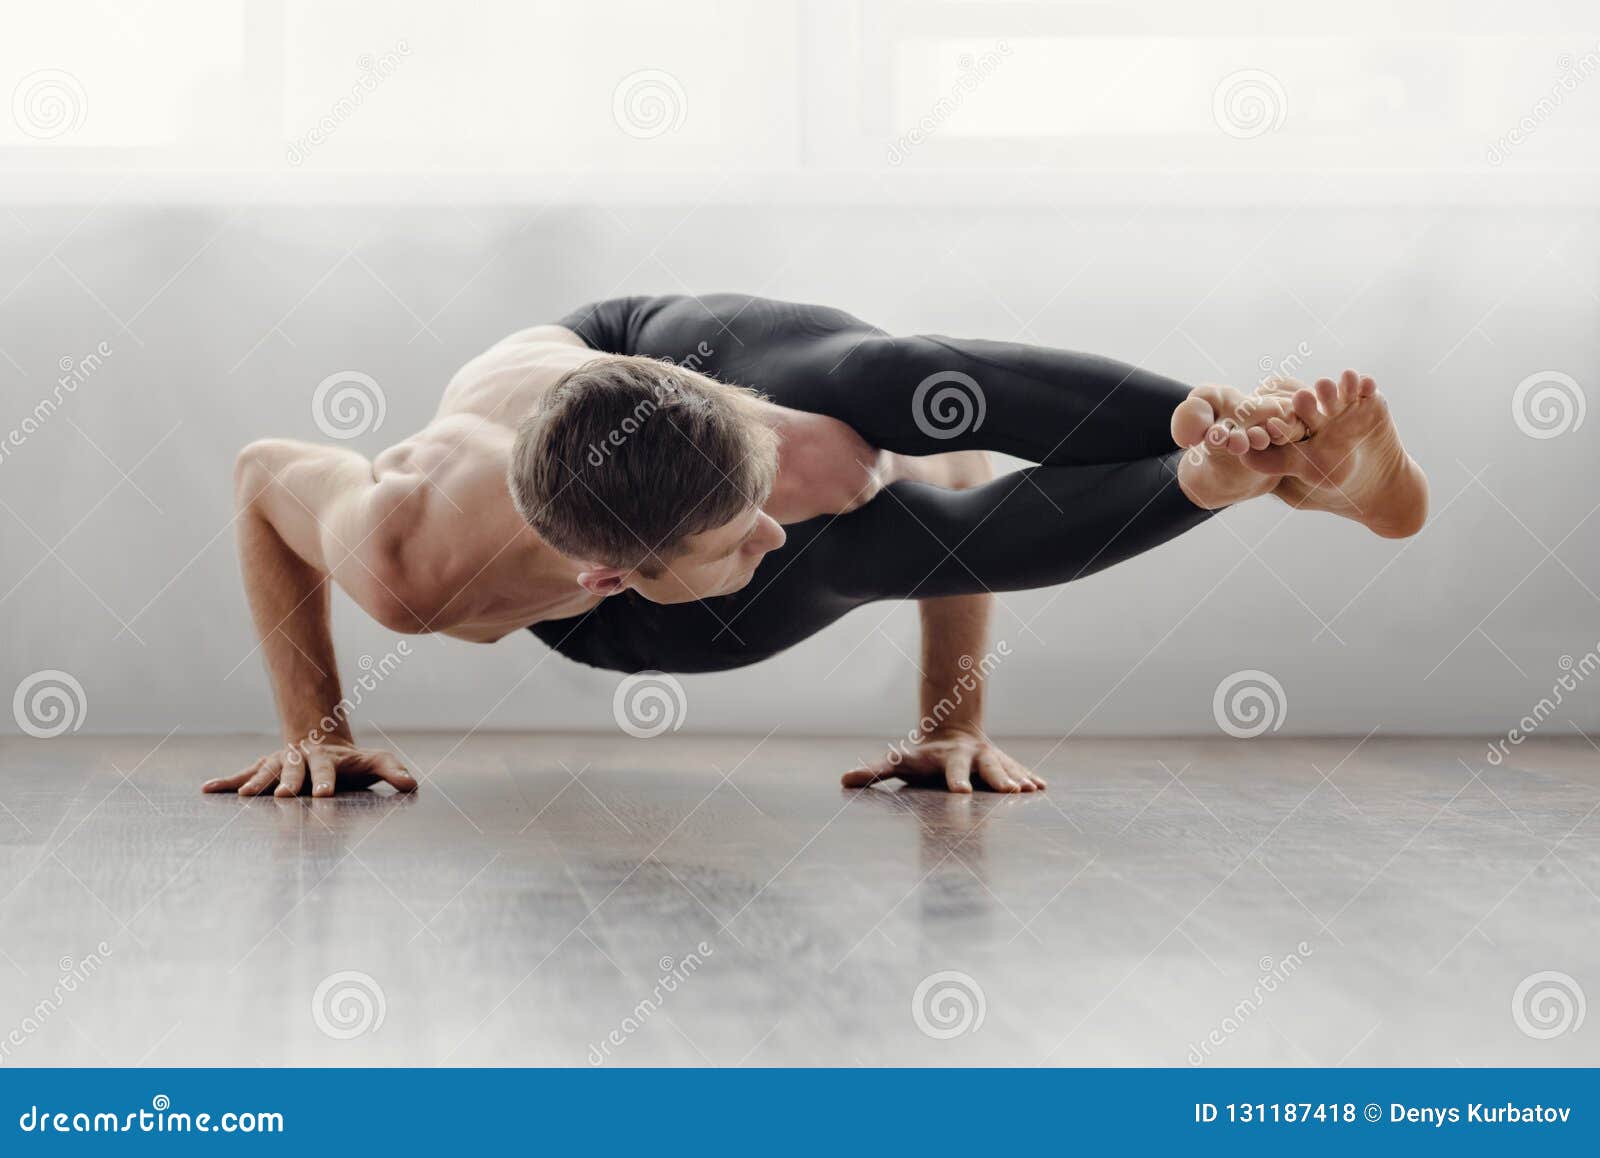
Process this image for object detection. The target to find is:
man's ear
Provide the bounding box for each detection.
[575,566,629,597]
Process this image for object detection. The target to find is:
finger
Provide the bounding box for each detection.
[841,757,897,788]
[203,759,263,794]
[841,768,898,788]
[974,752,1018,793]
[275,748,307,797]
[238,755,283,797]
[308,751,338,798]
[371,752,419,793]
[943,749,975,794]
[1006,755,1046,791]
[1246,424,1271,451]
[987,751,1033,791]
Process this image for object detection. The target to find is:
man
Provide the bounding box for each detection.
[203,293,1427,799]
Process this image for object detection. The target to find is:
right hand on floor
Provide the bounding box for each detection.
[201,739,418,797]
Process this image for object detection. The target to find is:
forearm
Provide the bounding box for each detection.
[234,478,352,746]
[917,592,993,734]
[914,448,995,734]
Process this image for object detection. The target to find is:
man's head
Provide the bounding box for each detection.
[508,354,786,602]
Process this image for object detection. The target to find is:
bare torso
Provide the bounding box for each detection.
[370,326,915,644]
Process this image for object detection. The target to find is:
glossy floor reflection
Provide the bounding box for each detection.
[1,732,1596,1066]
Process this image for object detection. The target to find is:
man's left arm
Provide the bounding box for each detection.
[840,451,1046,793]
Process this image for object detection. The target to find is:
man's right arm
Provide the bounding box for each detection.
[201,439,420,797]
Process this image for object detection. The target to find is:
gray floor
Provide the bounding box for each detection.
[0,732,1596,1067]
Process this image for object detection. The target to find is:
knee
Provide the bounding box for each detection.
[848,334,918,382]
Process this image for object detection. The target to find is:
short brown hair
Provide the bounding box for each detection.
[508,355,779,574]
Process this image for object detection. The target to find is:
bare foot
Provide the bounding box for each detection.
[1172,384,1307,509]
[1242,370,1429,539]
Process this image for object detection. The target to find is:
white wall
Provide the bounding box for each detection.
[2,1,1598,738]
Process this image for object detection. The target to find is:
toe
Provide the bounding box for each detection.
[1292,388,1324,431]
[1339,369,1361,406]
[1171,395,1216,448]
[1314,377,1340,415]
[1359,374,1377,399]
[1247,424,1271,450]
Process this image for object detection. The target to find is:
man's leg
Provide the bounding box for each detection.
[551,294,1423,608]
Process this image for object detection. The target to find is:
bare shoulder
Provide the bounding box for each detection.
[489,324,588,350]
[438,334,598,424]
[358,418,527,632]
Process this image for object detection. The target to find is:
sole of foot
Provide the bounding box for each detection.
[1242,370,1429,539]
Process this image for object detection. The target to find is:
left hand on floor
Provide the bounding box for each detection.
[841,726,1046,793]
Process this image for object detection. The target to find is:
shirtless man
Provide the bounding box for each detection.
[202,294,1427,799]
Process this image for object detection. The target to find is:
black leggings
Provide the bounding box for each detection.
[529,293,1213,673]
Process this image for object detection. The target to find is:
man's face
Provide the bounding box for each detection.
[628,506,788,603]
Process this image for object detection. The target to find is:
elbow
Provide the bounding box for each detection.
[233,439,285,508]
